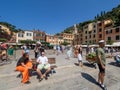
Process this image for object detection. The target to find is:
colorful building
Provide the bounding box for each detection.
[16,30,33,43]
[33,30,46,42]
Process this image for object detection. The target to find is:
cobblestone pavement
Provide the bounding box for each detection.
[0,50,120,90]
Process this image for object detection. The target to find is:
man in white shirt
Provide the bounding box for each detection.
[36,52,51,81]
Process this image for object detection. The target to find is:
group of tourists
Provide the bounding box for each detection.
[71,40,107,90]
[0,42,14,61]
[53,45,65,55]
[10,39,118,90]
[15,41,51,84]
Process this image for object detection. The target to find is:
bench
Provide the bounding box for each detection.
[32,57,57,74]
[15,57,57,78]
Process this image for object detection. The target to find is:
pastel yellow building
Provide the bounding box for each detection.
[60,33,74,44]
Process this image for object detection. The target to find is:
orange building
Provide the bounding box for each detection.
[105,26,120,43]
[33,30,46,42]
[46,34,59,45]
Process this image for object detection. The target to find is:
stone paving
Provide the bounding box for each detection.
[0,50,120,90]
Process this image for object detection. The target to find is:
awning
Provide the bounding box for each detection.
[113,42,120,46]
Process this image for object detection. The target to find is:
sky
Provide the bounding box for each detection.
[0,0,120,34]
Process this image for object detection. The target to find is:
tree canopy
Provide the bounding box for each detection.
[0,22,18,32]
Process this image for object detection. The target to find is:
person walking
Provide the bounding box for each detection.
[74,45,79,58]
[96,40,107,90]
[7,45,14,59]
[78,45,83,67]
[34,45,39,58]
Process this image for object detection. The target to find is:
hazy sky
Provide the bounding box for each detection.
[0,0,120,34]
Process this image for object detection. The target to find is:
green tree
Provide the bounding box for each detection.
[106,40,113,45]
[0,38,7,42]
[20,40,36,44]
[61,41,70,46]
[0,22,18,32]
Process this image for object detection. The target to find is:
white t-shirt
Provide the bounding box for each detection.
[37,56,48,64]
[78,53,82,61]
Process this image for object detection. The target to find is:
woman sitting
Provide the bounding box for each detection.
[16,53,32,84]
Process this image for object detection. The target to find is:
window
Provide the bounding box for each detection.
[108,37,111,40]
[89,35,91,38]
[85,36,87,39]
[93,25,96,28]
[18,33,23,37]
[94,30,96,33]
[89,41,91,44]
[106,30,112,34]
[26,33,32,36]
[99,34,102,38]
[110,30,112,33]
[89,32,91,34]
[99,23,102,26]
[115,28,119,33]
[93,34,95,38]
[116,35,120,40]
[85,31,87,34]
[106,31,108,34]
[99,28,102,32]
[18,34,20,37]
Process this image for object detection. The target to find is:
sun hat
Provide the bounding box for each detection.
[36,41,41,44]
[98,40,105,43]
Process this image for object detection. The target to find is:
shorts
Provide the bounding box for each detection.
[97,64,105,73]
[37,64,50,70]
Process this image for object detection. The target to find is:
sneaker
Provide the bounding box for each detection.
[39,78,43,82]
[16,73,22,78]
[45,77,48,80]
[96,82,101,86]
[101,85,107,90]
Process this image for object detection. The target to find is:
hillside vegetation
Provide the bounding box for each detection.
[62,4,120,33]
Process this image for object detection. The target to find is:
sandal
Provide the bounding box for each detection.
[39,78,43,82]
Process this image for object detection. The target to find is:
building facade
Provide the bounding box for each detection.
[33,30,46,42]
[105,26,120,43]
[60,33,74,44]
[73,19,114,45]
[16,30,33,43]
[82,22,97,45]
[46,34,60,45]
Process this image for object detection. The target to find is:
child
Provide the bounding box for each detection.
[78,47,83,67]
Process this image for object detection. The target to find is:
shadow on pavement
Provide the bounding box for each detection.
[83,62,97,69]
[81,72,98,85]
[74,63,79,66]
[108,62,120,67]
